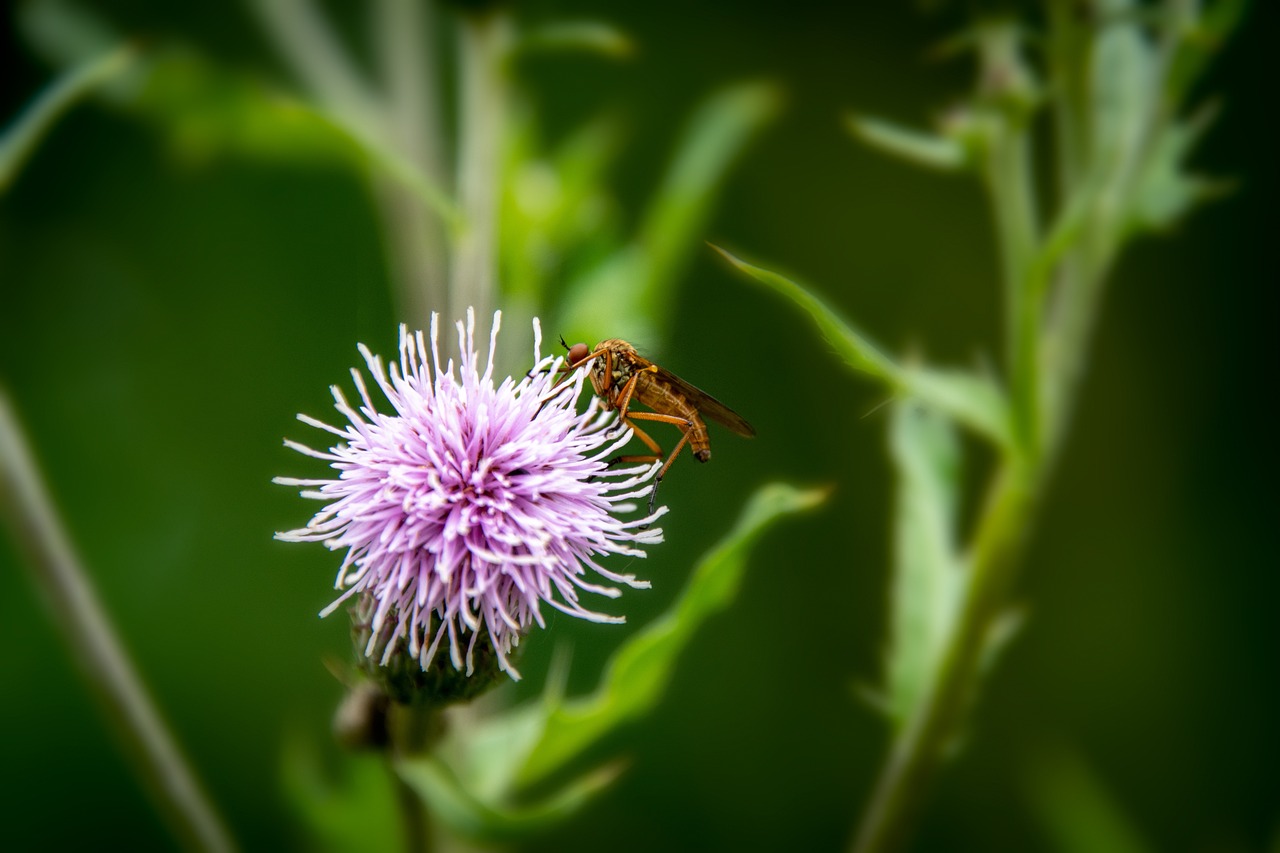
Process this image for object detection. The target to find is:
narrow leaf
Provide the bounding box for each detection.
[516,483,826,787]
[715,247,1014,447]
[902,366,1013,451]
[637,81,781,310]
[0,44,136,193]
[1165,0,1246,106]
[18,0,120,69]
[883,401,963,727]
[558,83,780,341]
[515,22,634,59]
[845,113,968,172]
[501,113,624,303]
[978,606,1025,681]
[1089,0,1157,182]
[712,245,903,382]
[397,755,624,844]
[280,736,400,851]
[1128,103,1229,232]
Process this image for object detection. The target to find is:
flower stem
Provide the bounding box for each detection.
[389,702,441,853]
[985,126,1041,457]
[0,389,235,853]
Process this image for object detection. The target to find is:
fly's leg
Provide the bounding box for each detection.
[591,416,661,482]
[623,410,695,519]
[607,365,660,440]
[611,418,663,465]
[604,365,643,440]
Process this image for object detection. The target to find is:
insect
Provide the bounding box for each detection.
[559,337,755,515]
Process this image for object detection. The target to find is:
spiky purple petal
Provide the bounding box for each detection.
[277,309,663,679]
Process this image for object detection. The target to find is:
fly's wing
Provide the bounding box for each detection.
[655,366,757,438]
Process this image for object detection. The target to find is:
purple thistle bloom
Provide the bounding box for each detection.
[276,309,663,680]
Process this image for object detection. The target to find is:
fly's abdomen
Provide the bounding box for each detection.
[637,373,711,462]
[689,420,711,463]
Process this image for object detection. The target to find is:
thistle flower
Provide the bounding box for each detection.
[276,309,663,681]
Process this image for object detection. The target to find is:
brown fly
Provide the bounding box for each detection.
[558,337,755,515]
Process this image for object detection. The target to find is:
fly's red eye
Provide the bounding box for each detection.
[568,343,591,364]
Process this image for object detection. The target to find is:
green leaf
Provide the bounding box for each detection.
[18,0,121,70]
[558,82,780,343]
[902,366,1013,451]
[712,245,902,382]
[501,113,625,302]
[516,483,827,787]
[515,21,634,59]
[637,81,781,311]
[1165,0,1247,106]
[556,247,656,348]
[439,698,552,804]
[280,735,400,852]
[20,1,458,224]
[978,605,1025,681]
[397,754,625,844]
[1128,103,1229,233]
[0,44,136,193]
[1088,0,1158,182]
[883,401,963,728]
[845,113,968,172]
[714,246,1014,448]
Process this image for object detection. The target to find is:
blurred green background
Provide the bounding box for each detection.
[1,1,1275,850]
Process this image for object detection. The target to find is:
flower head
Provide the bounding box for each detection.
[276,309,663,680]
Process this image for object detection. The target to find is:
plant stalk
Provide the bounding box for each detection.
[853,461,1037,853]
[449,10,508,325]
[388,702,440,853]
[0,389,235,853]
[855,22,1066,853]
[371,0,448,329]
[984,119,1041,458]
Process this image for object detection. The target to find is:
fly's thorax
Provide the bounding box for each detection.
[589,340,637,403]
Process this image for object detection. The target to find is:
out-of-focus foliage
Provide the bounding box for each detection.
[714,246,1013,449]
[515,82,781,350]
[1026,745,1153,853]
[513,483,825,787]
[284,484,823,845]
[281,736,401,851]
[1,0,1274,850]
[879,401,962,729]
[0,44,134,192]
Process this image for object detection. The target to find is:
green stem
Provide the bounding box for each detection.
[1045,0,1088,199]
[854,22,1058,853]
[247,0,377,126]
[391,761,432,853]
[388,702,440,853]
[0,389,235,853]
[853,461,1037,853]
[853,7,1209,852]
[983,123,1040,458]
[449,10,509,326]
[1043,19,1178,459]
